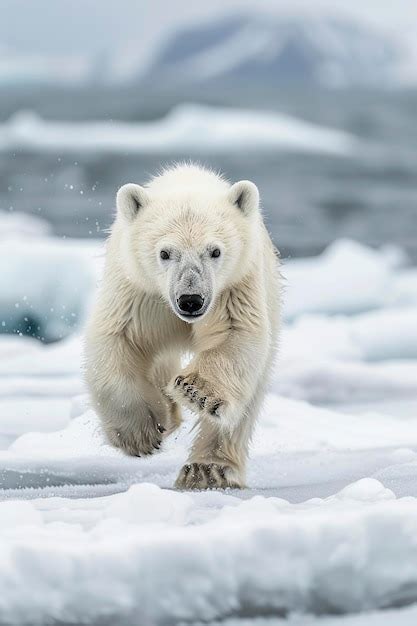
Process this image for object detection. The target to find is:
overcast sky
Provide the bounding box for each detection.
[1,0,416,57]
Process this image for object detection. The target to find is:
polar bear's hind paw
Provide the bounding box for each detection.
[106,419,164,457]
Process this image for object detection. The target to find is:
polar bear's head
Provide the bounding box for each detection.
[116,165,261,323]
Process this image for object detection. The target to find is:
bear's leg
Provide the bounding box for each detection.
[169,352,268,488]
[149,351,183,435]
[100,375,173,457]
[168,326,268,431]
[175,415,251,489]
[175,380,266,490]
[86,333,173,457]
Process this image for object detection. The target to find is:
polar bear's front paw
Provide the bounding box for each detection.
[106,419,165,457]
[175,462,243,490]
[170,374,226,419]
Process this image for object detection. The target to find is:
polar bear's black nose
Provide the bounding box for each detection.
[177,294,204,314]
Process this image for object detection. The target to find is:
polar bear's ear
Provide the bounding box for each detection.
[228,180,259,216]
[116,183,149,221]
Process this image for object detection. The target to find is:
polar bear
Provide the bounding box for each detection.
[85,164,280,489]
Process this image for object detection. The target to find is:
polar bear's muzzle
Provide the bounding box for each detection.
[168,259,214,323]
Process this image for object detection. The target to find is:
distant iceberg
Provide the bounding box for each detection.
[0,104,358,156]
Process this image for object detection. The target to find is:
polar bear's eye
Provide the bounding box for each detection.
[160,250,170,260]
[211,248,221,258]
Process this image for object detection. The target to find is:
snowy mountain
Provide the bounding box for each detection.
[0,12,409,91]
[141,14,402,88]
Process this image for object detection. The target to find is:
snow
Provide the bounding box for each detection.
[1,228,417,624]
[3,478,417,623]
[283,239,408,319]
[0,104,358,156]
[0,210,52,239]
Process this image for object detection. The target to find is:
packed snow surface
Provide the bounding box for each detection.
[1,220,417,624]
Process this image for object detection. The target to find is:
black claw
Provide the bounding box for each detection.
[199,396,207,409]
[183,464,191,475]
[157,423,166,433]
[175,376,183,387]
[207,470,217,487]
[154,443,160,450]
[210,401,222,416]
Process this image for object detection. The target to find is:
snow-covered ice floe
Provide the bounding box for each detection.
[1,225,417,624]
[0,212,103,342]
[3,478,417,624]
[0,104,358,156]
